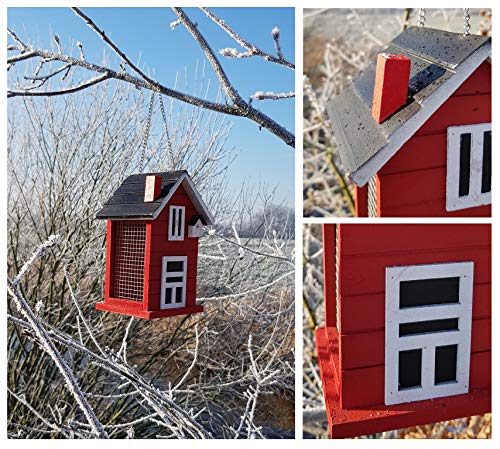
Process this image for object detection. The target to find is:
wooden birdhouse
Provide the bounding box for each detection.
[316,224,491,438]
[327,27,491,217]
[95,171,214,319]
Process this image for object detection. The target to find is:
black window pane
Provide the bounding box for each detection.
[167,261,183,272]
[399,318,459,336]
[165,276,184,283]
[175,287,183,303]
[178,209,183,236]
[171,208,177,235]
[459,133,471,197]
[400,277,460,308]
[435,344,458,384]
[165,287,172,304]
[399,349,422,390]
[481,131,491,194]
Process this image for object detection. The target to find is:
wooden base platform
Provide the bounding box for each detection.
[96,302,203,319]
[315,326,491,438]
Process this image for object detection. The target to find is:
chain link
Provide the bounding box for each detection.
[157,91,173,169]
[138,90,155,173]
[417,8,426,28]
[463,8,471,37]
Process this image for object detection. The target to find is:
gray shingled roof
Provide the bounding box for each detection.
[96,171,187,219]
[96,170,215,226]
[326,26,491,186]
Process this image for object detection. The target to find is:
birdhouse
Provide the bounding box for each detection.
[316,224,491,438]
[327,27,491,217]
[95,170,214,319]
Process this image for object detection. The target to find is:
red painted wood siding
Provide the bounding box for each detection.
[146,184,199,311]
[322,224,337,328]
[327,224,491,410]
[377,61,491,217]
[354,185,368,217]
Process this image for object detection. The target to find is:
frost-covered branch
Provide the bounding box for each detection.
[7,7,295,148]
[200,7,294,70]
[7,237,108,439]
[251,91,295,101]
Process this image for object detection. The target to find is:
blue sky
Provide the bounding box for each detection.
[8,7,295,206]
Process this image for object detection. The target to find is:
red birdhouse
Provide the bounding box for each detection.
[95,171,214,319]
[316,224,491,438]
[327,27,491,217]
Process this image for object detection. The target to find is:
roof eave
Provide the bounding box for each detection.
[350,41,492,187]
[150,173,215,225]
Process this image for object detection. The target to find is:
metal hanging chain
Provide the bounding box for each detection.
[463,8,471,37]
[417,8,426,28]
[138,90,155,173]
[157,91,173,168]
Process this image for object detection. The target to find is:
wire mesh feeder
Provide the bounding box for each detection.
[112,221,146,301]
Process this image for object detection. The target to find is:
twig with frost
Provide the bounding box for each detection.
[11,234,60,286]
[251,91,295,101]
[200,7,294,70]
[8,312,211,438]
[7,237,108,439]
[197,270,293,302]
[170,325,200,394]
[117,317,135,363]
[7,8,295,147]
[271,27,283,59]
[211,231,294,266]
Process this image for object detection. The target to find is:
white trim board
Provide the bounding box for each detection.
[385,261,474,405]
[168,205,185,241]
[351,42,491,187]
[160,256,187,310]
[152,173,214,225]
[446,122,491,211]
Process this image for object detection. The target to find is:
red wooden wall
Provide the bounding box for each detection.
[374,61,491,217]
[331,224,491,410]
[146,184,199,311]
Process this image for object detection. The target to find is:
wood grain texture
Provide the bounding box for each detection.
[355,185,368,217]
[98,183,204,318]
[373,63,491,217]
[339,318,491,370]
[316,327,491,438]
[339,350,490,409]
[452,61,491,97]
[322,224,492,411]
[322,224,337,328]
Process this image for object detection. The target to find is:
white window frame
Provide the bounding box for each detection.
[446,123,491,211]
[160,256,187,309]
[168,205,185,241]
[385,261,474,405]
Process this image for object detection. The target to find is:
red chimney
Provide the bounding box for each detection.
[144,175,162,202]
[372,53,411,124]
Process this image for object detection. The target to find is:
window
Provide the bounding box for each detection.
[160,256,187,309]
[385,261,474,405]
[446,123,491,211]
[168,206,185,240]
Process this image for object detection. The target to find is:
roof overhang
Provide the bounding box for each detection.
[150,172,215,225]
[350,41,491,186]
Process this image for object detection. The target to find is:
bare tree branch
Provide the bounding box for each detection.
[200,7,294,70]
[8,73,111,98]
[7,7,295,148]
